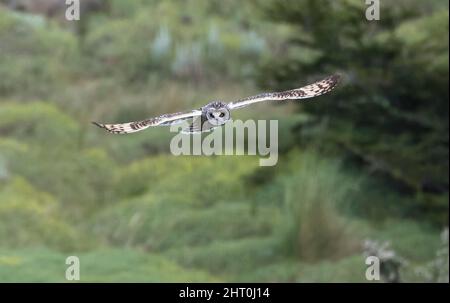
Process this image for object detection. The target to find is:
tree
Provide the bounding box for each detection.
[256,0,449,225]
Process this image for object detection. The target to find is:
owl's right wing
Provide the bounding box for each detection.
[227,74,341,110]
[93,109,202,134]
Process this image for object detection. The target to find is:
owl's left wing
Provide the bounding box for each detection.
[228,74,341,110]
[93,109,202,134]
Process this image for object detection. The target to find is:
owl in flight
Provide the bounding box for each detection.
[93,74,340,134]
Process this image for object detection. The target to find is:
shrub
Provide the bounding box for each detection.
[9,147,118,218]
[0,102,118,218]
[276,150,361,261]
[83,2,271,82]
[91,198,279,251]
[0,8,79,96]
[0,177,81,251]
[257,1,449,225]
[83,14,156,81]
[167,237,279,274]
[0,102,79,147]
[115,155,259,206]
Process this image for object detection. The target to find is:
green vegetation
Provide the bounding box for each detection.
[258,0,449,225]
[0,0,447,282]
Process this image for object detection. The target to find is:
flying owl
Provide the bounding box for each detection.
[93,74,341,134]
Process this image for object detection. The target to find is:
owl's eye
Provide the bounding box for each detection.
[219,112,225,118]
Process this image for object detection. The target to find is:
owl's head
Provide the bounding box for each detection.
[204,101,230,125]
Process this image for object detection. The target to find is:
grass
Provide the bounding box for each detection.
[0,248,217,282]
[2,217,440,282]
[0,2,446,283]
[276,151,362,261]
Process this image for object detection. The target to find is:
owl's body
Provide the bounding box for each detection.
[93,74,341,134]
[187,101,231,133]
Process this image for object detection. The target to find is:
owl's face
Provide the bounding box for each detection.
[204,101,230,125]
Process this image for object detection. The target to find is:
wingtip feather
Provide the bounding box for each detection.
[328,73,343,86]
[92,121,104,128]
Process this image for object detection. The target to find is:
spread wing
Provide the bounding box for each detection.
[228,74,341,110]
[93,109,202,134]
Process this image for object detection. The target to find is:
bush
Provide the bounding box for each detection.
[83,14,156,81]
[115,155,259,206]
[83,1,270,82]
[9,147,118,218]
[0,8,79,96]
[275,150,361,261]
[0,102,118,218]
[91,198,279,251]
[0,177,81,251]
[167,237,279,274]
[257,1,449,225]
[365,219,441,262]
[0,102,79,147]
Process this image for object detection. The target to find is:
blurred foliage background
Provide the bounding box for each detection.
[0,0,448,282]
